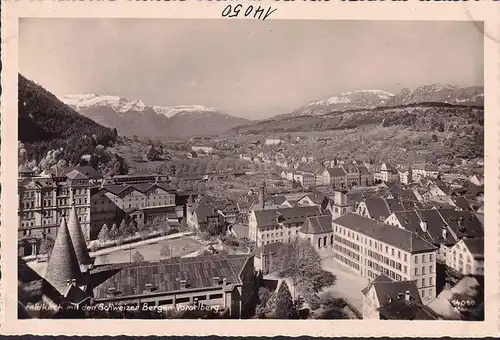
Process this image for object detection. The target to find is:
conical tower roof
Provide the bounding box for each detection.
[187,195,194,205]
[45,218,81,294]
[67,205,92,267]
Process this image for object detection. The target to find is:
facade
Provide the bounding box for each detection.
[332,213,438,301]
[264,139,284,145]
[326,190,353,220]
[191,146,214,154]
[399,166,413,185]
[293,172,316,188]
[412,164,439,181]
[298,215,334,255]
[90,182,177,239]
[446,238,484,275]
[249,205,322,247]
[18,170,93,256]
[379,163,399,183]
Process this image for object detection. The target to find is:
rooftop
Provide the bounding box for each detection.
[253,205,322,229]
[93,254,252,300]
[300,215,333,234]
[334,213,437,253]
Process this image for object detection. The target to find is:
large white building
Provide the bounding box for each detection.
[333,213,438,301]
[446,238,484,275]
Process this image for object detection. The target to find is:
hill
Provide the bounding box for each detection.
[18,74,126,174]
[60,94,250,138]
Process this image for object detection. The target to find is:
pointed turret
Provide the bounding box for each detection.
[45,218,81,294]
[67,205,92,270]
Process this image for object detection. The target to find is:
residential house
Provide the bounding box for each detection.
[187,151,198,159]
[191,146,214,154]
[379,163,399,183]
[412,164,439,181]
[249,206,322,247]
[186,202,221,231]
[333,213,438,301]
[398,165,413,185]
[446,238,484,276]
[265,139,284,146]
[362,274,438,320]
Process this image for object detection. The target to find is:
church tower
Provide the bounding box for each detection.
[67,205,93,272]
[329,189,352,220]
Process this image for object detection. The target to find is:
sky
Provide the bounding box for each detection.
[19,19,484,119]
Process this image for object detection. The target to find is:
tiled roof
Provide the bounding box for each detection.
[451,196,472,211]
[463,238,484,259]
[326,167,346,177]
[358,166,370,175]
[437,209,484,239]
[93,255,252,300]
[378,299,439,320]
[99,182,176,197]
[364,198,391,222]
[416,209,456,244]
[194,203,219,222]
[45,218,82,294]
[230,224,249,239]
[67,206,92,267]
[253,206,322,229]
[333,213,437,253]
[385,199,405,213]
[300,215,332,234]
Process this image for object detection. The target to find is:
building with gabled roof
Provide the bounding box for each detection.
[446,238,484,276]
[333,213,437,301]
[361,273,432,319]
[299,215,334,254]
[249,205,322,247]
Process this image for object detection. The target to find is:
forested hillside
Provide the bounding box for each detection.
[18,74,127,175]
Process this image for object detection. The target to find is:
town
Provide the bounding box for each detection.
[18,135,485,320]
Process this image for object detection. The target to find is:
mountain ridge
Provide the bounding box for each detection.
[60,94,250,138]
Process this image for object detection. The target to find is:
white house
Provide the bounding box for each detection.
[446,238,484,275]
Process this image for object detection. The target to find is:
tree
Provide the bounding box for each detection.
[126,220,138,237]
[269,238,329,302]
[119,219,127,236]
[160,244,171,258]
[39,236,55,258]
[132,250,145,262]
[98,224,110,243]
[109,223,119,239]
[275,281,296,319]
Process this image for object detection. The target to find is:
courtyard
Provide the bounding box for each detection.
[94,236,205,265]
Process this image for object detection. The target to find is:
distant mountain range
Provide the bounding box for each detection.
[60,94,250,138]
[277,84,483,119]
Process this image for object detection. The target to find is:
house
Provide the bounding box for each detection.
[469,174,484,186]
[325,190,353,220]
[321,167,347,188]
[412,164,439,181]
[298,215,333,254]
[265,139,284,146]
[228,224,249,239]
[362,274,422,319]
[187,151,198,159]
[379,163,399,183]
[446,238,484,276]
[249,205,322,247]
[430,180,451,197]
[191,146,214,154]
[398,165,413,185]
[333,213,438,301]
[186,202,220,231]
[356,198,391,222]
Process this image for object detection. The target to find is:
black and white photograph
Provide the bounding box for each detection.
[17,19,485,321]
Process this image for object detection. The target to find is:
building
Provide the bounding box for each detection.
[249,205,322,247]
[362,274,423,319]
[446,238,484,275]
[325,190,353,220]
[293,172,316,188]
[186,202,221,231]
[254,242,286,274]
[398,165,413,185]
[90,182,177,239]
[18,170,93,256]
[333,213,438,301]
[93,254,255,318]
[379,163,399,183]
[265,139,284,146]
[298,215,334,254]
[191,146,214,154]
[412,164,439,181]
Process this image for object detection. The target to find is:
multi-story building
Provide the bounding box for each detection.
[446,238,484,275]
[18,169,94,257]
[293,172,316,188]
[191,146,214,154]
[325,190,353,220]
[379,163,399,183]
[90,182,177,239]
[249,205,322,247]
[332,213,438,301]
[398,165,413,185]
[412,164,439,181]
[298,215,334,255]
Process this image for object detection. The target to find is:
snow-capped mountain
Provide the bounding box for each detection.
[384,84,484,107]
[59,94,249,137]
[282,89,395,118]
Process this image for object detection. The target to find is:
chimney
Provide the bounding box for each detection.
[420,220,427,233]
[108,287,116,295]
[213,276,222,285]
[405,290,411,301]
[442,226,447,239]
[259,181,265,210]
[145,283,153,292]
[222,278,227,288]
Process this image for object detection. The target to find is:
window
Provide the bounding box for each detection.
[404,253,407,262]
[415,268,418,275]
[176,297,190,303]
[415,255,419,264]
[422,289,425,297]
[429,265,433,273]
[403,265,407,274]
[209,293,223,300]
[398,250,401,259]
[391,248,394,256]
[422,267,426,275]
[385,246,388,253]
[429,253,433,262]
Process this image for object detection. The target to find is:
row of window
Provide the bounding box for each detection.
[335,244,360,261]
[334,252,360,271]
[414,265,434,276]
[334,235,361,252]
[366,249,403,272]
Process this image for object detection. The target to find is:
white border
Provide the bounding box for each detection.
[2,1,500,336]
